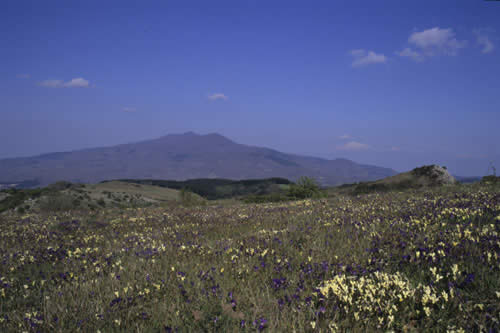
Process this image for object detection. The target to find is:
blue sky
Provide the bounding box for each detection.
[1,0,499,176]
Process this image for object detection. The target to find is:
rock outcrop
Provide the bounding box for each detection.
[411,165,457,185]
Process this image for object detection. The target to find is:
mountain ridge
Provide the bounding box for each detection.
[0,132,397,187]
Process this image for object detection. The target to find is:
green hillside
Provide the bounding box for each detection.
[332,165,458,195]
[0,181,204,213]
[113,177,292,200]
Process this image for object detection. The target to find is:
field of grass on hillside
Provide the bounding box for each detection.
[0,181,205,214]
[0,183,499,331]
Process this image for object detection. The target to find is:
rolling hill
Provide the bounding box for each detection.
[333,164,459,195]
[0,132,396,187]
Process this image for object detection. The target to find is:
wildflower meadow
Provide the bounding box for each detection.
[0,185,499,331]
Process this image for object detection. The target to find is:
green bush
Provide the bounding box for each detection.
[481,175,499,184]
[179,188,198,206]
[288,176,323,199]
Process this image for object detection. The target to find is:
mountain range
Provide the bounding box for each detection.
[0,132,397,188]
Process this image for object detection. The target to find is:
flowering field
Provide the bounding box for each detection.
[0,185,499,332]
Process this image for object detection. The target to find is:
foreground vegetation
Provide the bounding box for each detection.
[0,183,498,331]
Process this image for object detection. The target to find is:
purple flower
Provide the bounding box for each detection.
[258,318,268,331]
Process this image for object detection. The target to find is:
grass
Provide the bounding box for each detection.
[329,165,459,196]
[0,183,498,331]
[0,181,205,214]
[86,181,193,203]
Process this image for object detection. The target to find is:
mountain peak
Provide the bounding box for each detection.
[0,132,397,187]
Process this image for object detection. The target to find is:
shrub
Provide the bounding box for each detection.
[179,188,197,206]
[288,176,323,199]
[481,175,499,184]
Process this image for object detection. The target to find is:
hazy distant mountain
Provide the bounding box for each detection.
[0,132,396,187]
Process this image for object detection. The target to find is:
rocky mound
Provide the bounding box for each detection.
[411,165,457,185]
[344,164,458,195]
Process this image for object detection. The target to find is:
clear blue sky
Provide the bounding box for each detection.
[1,0,499,176]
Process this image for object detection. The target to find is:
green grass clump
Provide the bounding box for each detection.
[0,184,498,331]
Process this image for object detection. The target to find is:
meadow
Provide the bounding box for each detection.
[0,184,499,332]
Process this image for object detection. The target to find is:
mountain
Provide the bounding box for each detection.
[0,132,396,187]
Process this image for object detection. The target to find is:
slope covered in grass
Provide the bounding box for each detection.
[0,184,498,331]
[0,181,204,214]
[334,165,458,195]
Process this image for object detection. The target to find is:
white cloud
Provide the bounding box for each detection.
[16,74,30,79]
[63,77,89,88]
[207,93,228,101]
[38,77,90,88]
[350,49,387,67]
[339,134,351,140]
[404,27,466,58]
[337,141,370,151]
[474,30,494,54]
[122,107,136,112]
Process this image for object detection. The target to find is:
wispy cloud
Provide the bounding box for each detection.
[474,30,494,54]
[16,74,30,79]
[39,79,64,88]
[122,107,136,112]
[398,27,467,61]
[339,134,352,140]
[38,77,90,88]
[350,49,387,67]
[207,93,228,101]
[396,47,423,62]
[337,141,370,151]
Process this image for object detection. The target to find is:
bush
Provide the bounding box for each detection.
[179,188,197,206]
[481,175,499,184]
[288,177,323,199]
